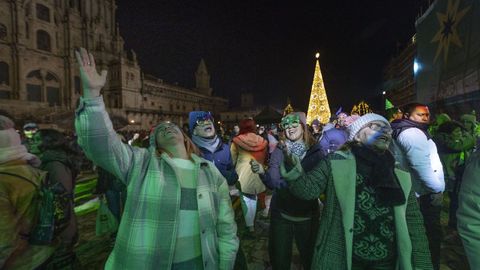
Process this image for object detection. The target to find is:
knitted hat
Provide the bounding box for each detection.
[188,111,214,133]
[346,113,389,141]
[311,119,320,126]
[23,122,38,130]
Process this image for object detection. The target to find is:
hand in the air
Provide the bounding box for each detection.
[250,159,265,174]
[75,47,107,98]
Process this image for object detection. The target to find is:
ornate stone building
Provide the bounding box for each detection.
[219,93,261,126]
[0,0,228,130]
[383,35,416,108]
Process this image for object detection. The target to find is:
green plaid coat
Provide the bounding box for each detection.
[282,151,433,270]
[75,97,239,269]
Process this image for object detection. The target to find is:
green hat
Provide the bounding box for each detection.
[385,98,394,110]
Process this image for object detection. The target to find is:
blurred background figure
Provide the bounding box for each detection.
[22,122,38,152]
[0,115,55,269]
[457,149,480,270]
[231,119,268,237]
[30,129,81,269]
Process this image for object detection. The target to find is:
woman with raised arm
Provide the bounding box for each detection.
[74,48,238,270]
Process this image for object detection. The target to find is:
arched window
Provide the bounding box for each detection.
[36,4,50,22]
[0,62,9,85]
[26,70,42,102]
[25,70,61,106]
[45,72,60,106]
[37,30,51,51]
[0,24,6,40]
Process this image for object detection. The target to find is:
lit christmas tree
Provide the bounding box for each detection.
[283,98,294,116]
[351,101,372,116]
[306,53,331,124]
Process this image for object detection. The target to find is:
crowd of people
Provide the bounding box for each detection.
[1,47,480,270]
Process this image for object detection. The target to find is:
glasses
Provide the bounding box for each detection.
[195,112,214,126]
[281,121,300,129]
[367,122,392,133]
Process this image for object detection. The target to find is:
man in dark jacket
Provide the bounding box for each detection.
[189,111,238,185]
[188,111,245,269]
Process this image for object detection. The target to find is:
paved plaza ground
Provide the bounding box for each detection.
[73,175,469,270]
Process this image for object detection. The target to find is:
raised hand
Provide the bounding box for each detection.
[249,159,265,174]
[75,47,107,98]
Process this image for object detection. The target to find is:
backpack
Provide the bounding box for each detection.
[0,171,72,245]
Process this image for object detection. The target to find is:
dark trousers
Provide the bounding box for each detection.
[351,258,396,270]
[269,213,318,270]
[105,189,126,223]
[448,177,462,229]
[418,194,442,270]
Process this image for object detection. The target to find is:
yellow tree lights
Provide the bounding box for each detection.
[306,53,331,124]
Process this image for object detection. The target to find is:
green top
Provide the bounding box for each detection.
[171,158,203,269]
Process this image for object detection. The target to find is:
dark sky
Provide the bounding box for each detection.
[115,0,425,112]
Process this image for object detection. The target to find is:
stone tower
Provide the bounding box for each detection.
[195,58,212,96]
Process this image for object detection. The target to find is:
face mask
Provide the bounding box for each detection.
[281,115,301,129]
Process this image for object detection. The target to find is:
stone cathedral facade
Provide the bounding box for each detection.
[0,0,228,130]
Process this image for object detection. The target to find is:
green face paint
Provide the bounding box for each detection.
[281,114,301,129]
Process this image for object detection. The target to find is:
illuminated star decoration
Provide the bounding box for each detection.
[431,0,470,64]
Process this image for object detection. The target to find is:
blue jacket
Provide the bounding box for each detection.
[261,143,323,217]
[198,141,239,185]
[319,128,348,156]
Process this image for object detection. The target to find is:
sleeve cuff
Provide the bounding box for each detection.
[280,156,304,182]
[75,95,104,115]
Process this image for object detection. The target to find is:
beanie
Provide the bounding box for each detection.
[188,111,214,134]
[311,119,320,126]
[346,113,389,141]
[23,122,38,130]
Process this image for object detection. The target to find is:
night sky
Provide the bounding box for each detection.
[115,0,426,112]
